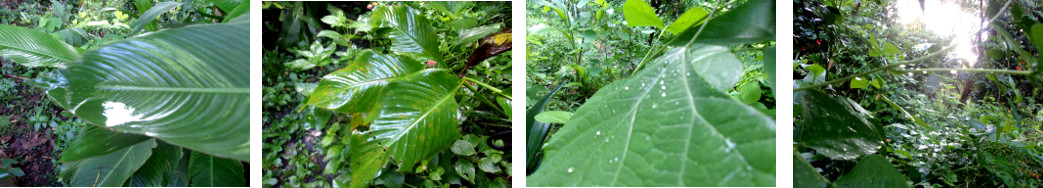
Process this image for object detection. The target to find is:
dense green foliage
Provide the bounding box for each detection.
[262,2,512,187]
[793,0,1043,187]
[526,0,776,186]
[0,0,248,186]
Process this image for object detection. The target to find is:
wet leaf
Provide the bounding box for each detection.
[372,6,443,62]
[528,45,775,186]
[796,90,885,160]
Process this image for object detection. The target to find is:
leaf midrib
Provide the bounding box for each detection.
[99,85,249,93]
[0,41,77,63]
[97,140,143,186]
[385,79,462,149]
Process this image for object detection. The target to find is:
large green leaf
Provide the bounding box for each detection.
[188,151,245,187]
[794,148,829,188]
[38,19,249,161]
[796,90,885,160]
[0,25,80,67]
[366,68,462,171]
[349,132,390,188]
[665,7,708,35]
[527,45,775,186]
[371,6,443,63]
[130,2,181,35]
[623,0,664,28]
[64,138,155,187]
[670,0,774,46]
[307,51,464,187]
[60,126,150,162]
[127,141,183,187]
[833,155,909,187]
[304,50,424,113]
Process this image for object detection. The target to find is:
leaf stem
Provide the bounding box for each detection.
[461,76,510,100]
[684,0,724,47]
[630,27,667,76]
[896,68,1032,75]
[462,80,508,118]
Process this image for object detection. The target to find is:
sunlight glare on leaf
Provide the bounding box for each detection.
[102,101,144,127]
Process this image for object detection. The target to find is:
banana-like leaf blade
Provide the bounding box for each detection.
[39,19,250,161]
[65,138,155,187]
[528,45,775,186]
[307,51,463,187]
[369,69,461,170]
[188,150,244,186]
[60,126,150,162]
[130,2,181,35]
[0,25,79,67]
[128,141,183,187]
[372,6,443,63]
[305,50,424,113]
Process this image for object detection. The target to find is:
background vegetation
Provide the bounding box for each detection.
[794,0,1043,187]
[0,0,247,186]
[262,1,512,187]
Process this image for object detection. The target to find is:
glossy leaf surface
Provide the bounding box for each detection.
[796,90,885,160]
[834,155,909,187]
[623,0,663,28]
[60,126,150,162]
[528,45,775,186]
[39,19,249,161]
[670,0,774,46]
[65,138,155,187]
[304,50,424,113]
[128,141,183,187]
[349,131,389,188]
[372,6,443,62]
[131,2,182,35]
[306,51,464,187]
[188,151,245,187]
[0,25,79,67]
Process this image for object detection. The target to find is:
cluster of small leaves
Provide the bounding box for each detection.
[263,2,512,187]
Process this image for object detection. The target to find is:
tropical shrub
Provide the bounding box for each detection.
[0,0,248,186]
[793,0,1043,187]
[526,0,776,186]
[263,1,512,187]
